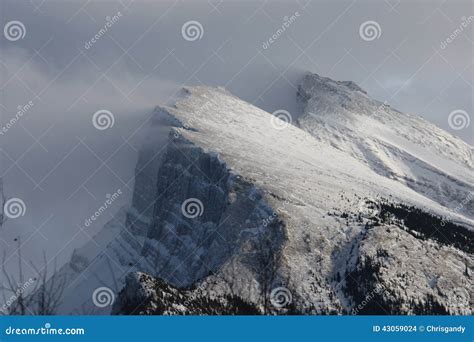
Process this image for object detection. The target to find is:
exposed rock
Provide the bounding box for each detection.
[346,225,472,315]
[112,272,260,315]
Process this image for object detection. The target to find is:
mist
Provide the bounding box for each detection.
[0,0,472,283]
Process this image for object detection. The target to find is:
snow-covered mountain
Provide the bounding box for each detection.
[39,73,472,315]
[297,74,473,221]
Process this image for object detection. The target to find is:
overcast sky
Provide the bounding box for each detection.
[0,0,472,276]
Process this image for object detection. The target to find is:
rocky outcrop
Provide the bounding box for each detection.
[346,225,472,315]
[338,200,473,315]
[139,130,288,307]
[112,272,260,315]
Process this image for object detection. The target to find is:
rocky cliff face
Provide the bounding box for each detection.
[113,81,471,315]
[342,201,472,315]
[140,131,286,292]
[44,74,472,315]
[346,225,472,315]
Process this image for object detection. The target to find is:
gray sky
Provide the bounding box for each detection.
[0,0,472,275]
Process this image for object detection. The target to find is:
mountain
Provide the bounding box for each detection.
[38,73,473,315]
[297,74,472,219]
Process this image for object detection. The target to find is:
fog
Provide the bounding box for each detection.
[0,0,472,278]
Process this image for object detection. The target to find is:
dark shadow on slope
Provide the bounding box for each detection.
[378,202,473,254]
[340,199,472,315]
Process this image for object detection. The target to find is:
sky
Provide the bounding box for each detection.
[0,0,472,280]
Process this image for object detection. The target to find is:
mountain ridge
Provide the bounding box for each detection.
[31,73,472,315]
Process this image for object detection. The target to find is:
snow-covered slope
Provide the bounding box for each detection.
[42,75,472,315]
[297,73,473,222]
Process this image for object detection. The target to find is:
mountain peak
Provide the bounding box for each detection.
[38,76,472,316]
[296,72,472,221]
[305,72,367,94]
[297,73,368,104]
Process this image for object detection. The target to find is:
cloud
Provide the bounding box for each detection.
[0,0,471,286]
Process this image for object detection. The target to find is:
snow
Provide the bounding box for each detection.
[41,74,472,315]
[297,73,473,224]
